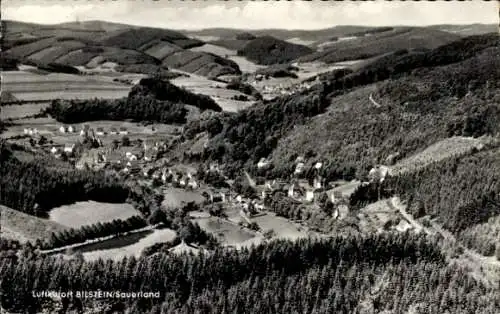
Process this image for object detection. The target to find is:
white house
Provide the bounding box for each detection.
[187,180,198,189]
[257,158,270,169]
[368,165,390,183]
[64,144,75,153]
[24,128,30,135]
[32,128,38,135]
[119,127,128,135]
[109,128,118,135]
[80,129,86,136]
[59,126,66,133]
[50,147,58,154]
[314,162,323,170]
[96,128,105,136]
[236,195,243,203]
[288,184,295,198]
[67,126,74,133]
[305,190,315,202]
[129,154,138,161]
[294,162,305,175]
[313,177,323,190]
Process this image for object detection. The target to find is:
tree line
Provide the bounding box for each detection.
[3,232,499,314]
[41,216,148,250]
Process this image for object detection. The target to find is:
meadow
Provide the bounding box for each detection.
[1,205,67,243]
[2,71,132,101]
[193,217,256,246]
[162,187,206,209]
[49,201,139,228]
[251,212,308,240]
[0,103,50,120]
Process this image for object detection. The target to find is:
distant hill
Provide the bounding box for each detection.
[237,36,313,65]
[183,33,499,182]
[161,50,241,78]
[3,20,241,78]
[428,24,498,37]
[98,28,203,50]
[299,27,460,64]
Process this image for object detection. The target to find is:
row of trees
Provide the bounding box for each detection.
[46,96,187,124]
[42,216,148,250]
[4,233,499,313]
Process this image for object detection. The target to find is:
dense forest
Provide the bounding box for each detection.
[182,34,499,181]
[237,35,313,65]
[46,97,188,124]
[46,77,222,124]
[2,233,499,313]
[184,84,330,177]
[382,147,500,234]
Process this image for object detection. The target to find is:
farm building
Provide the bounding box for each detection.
[368,165,390,183]
[294,162,305,175]
[50,147,59,154]
[67,126,75,133]
[119,127,128,135]
[63,144,75,153]
[109,128,118,135]
[257,158,270,169]
[59,126,66,133]
[96,128,105,136]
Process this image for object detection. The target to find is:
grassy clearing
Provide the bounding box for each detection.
[251,213,308,240]
[2,71,131,101]
[76,228,177,261]
[390,136,490,175]
[1,205,67,243]
[49,201,139,228]
[0,103,49,120]
[190,44,236,58]
[193,217,256,245]
[171,75,254,112]
[162,188,206,209]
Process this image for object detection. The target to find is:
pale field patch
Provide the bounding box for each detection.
[49,201,139,228]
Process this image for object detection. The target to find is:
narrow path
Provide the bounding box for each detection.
[368,93,382,108]
[389,197,500,287]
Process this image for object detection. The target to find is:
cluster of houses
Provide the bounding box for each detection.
[58,124,129,137]
[23,128,39,135]
[75,140,166,172]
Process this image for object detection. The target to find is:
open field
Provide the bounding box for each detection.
[251,212,308,240]
[357,199,400,233]
[326,180,362,199]
[390,136,490,175]
[171,73,254,112]
[76,228,177,261]
[1,205,67,243]
[193,217,256,245]
[228,55,266,73]
[163,188,206,209]
[2,71,132,101]
[1,118,178,149]
[0,103,49,120]
[49,201,139,228]
[190,44,236,58]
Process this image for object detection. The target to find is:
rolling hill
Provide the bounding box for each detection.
[298,27,461,64]
[237,36,314,65]
[3,20,242,78]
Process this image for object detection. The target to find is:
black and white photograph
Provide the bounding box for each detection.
[0,0,499,313]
